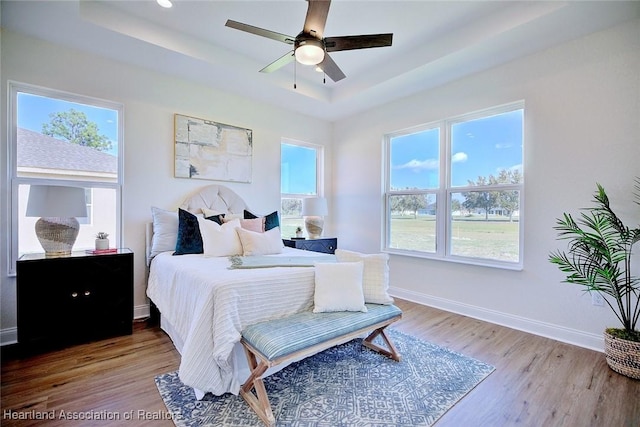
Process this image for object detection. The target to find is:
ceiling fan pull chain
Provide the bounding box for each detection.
[294,60,297,89]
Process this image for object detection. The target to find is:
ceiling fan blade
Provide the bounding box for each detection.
[303,0,331,38]
[324,33,393,52]
[317,53,346,82]
[225,20,294,44]
[259,51,295,73]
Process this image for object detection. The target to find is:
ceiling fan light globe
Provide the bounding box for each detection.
[295,43,325,65]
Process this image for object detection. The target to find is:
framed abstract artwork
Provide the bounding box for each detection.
[174,114,253,183]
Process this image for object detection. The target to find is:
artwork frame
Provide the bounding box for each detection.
[174,113,253,183]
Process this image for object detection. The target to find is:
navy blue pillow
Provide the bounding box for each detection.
[206,213,225,225]
[244,210,280,231]
[174,209,203,255]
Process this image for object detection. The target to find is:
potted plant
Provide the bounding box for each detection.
[549,179,640,379]
[95,232,110,250]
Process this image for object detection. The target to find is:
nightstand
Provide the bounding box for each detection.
[17,249,133,354]
[283,237,337,254]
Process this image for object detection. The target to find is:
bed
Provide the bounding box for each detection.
[145,185,336,398]
[146,185,394,399]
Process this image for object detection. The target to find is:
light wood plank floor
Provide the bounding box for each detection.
[2,299,639,426]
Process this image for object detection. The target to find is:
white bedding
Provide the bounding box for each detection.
[147,247,334,396]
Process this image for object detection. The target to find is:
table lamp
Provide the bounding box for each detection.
[26,185,88,257]
[301,197,328,239]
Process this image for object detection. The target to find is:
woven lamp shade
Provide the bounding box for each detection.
[26,185,87,257]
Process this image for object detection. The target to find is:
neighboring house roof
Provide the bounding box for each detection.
[17,127,117,174]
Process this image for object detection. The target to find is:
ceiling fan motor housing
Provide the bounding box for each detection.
[294,33,325,65]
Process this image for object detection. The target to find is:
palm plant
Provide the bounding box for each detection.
[549,179,640,341]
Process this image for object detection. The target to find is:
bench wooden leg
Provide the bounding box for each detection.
[240,347,276,427]
[363,326,401,361]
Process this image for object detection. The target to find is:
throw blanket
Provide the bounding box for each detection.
[229,254,336,269]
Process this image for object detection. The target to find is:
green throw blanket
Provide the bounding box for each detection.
[228,254,337,269]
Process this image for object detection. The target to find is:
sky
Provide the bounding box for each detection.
[390,109,523,189]
[17,93,119,156]
[281,143,317,194]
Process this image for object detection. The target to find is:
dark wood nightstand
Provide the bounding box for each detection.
[17,249,133,354]
[283,237,337,254]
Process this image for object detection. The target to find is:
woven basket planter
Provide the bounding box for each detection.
[604,330,640,380]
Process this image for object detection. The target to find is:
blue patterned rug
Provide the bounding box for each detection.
[155,329,494,426]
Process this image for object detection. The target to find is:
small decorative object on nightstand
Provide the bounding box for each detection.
[17,249,134,354]
[283,237,337,254]
[95,232,110,250]
[295,226,303,238]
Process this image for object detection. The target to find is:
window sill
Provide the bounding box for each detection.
[383,248,523,271]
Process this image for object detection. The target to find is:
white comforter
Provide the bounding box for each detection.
[147,248,331,395]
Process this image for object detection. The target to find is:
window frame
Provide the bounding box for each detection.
[383,101,524,270]
[280,139,324,237]
[7,81,124,275]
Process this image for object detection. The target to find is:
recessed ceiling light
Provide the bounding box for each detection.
[157,0,173,8]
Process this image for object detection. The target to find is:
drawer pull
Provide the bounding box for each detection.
[84,291,91,296]
[71,292,78,298]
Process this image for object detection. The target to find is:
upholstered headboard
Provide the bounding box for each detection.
[179,184,248,215]
[145,185,249,265]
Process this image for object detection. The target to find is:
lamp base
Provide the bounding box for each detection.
[35,217,80,257]
[304,216,324,239]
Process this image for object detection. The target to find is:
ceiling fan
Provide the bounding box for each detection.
[225,0,393,83]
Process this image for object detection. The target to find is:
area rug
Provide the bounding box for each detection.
[155,329,494,427]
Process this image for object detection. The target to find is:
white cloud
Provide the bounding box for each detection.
[495,143,512,149]
[395,158,438,171]
[451,152,468,163]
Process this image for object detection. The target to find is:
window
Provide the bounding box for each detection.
[384,102,524,269]
[280,140,323,238]
[8,81,123,274]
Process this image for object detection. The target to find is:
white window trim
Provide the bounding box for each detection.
[7,81,124,275]
[383,101,524,270]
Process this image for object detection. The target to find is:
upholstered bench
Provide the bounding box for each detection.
[239,303,403,426]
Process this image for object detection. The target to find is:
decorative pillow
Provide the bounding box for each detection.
[150,207,179,258]
[334,249,393,305]
[198,217,243,257]
[313,261,367,313]
[202,207,225,218]
[240,217,266,233]
[174,209,204,255]
[236,226,284,256]
[244,210,280,231]
[222,213,244,222]
[205,214,225,225]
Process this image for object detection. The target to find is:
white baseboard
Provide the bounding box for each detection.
[390,287,604,353]
[134,303,150,320]
[1,327,17,346]
[1,304,153,347]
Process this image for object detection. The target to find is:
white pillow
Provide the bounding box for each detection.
[236,226,283,256]
[198,217,243,257]
[313,261,367,313]
[334,249,393,305]
[150,207,178,258]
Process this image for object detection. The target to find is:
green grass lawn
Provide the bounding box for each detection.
[282,214,519,262]
[390,215,519,261]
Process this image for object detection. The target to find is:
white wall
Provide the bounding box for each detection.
[0,31,332,342]
[333,19,640,351]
